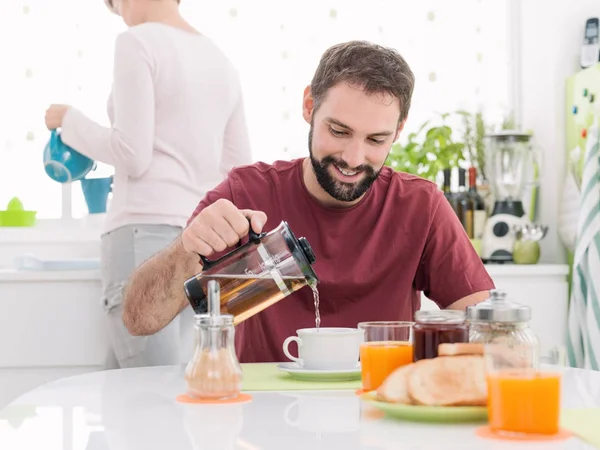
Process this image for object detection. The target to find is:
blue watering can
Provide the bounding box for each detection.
[80,176,113,214]
[43,129,96,183]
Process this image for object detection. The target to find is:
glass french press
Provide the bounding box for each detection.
[183,220,318,325]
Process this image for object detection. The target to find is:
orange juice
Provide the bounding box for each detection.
[360,341,413,391]
[487,370,561,435]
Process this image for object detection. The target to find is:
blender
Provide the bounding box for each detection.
[481,131,539,263]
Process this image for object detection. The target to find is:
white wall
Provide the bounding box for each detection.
[1,0,594,411]
[517,0,599,264]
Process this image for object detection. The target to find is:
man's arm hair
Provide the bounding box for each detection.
[122,235,200,335]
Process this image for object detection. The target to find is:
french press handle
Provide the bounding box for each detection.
[198,219,265,270]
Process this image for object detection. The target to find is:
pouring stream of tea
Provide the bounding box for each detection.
[311,285,320,330]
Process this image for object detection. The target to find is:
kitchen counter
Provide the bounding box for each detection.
[0,269,101,282]
[0,263,569,281]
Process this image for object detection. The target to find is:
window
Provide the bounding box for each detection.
[0,0,513,220]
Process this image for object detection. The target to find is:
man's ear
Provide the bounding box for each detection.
[302,85,314,124]
[394,117,407,142]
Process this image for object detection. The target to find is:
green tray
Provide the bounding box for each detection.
[561,408,600,448]
[241,363,361,391]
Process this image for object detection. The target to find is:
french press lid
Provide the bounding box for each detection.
[466,289,531,323]
[198,220,317,283]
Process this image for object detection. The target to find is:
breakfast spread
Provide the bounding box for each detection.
[376,343,487,407]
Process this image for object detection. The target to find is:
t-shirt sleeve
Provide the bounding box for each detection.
[186,176,235,227]
[414,190,495,309]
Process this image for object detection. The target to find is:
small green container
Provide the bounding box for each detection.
[0,210,37,227]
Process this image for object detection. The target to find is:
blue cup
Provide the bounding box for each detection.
[43,129,96,183]
[81,176,113,214]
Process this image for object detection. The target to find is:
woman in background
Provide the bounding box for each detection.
[45,0,252,369]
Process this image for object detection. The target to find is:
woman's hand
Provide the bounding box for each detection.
[44,104,71,130]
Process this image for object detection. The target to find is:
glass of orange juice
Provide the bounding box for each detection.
[357,321,414,392]
[485,343,562,436]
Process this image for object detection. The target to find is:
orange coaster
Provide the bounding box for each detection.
[361,406,385,421]
[176,393,253,405]
[475,425,572,442]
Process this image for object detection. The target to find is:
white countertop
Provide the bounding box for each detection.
[484,263,570,276]
[0,364,598,450]
[0,263,569,282]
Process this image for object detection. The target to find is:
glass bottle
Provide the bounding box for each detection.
[455,167,469,230]
[467,167,487,239]
[442,168,457,214]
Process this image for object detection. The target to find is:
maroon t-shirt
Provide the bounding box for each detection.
[187,159,494,363]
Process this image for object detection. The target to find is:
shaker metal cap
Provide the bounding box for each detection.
[195,313,234,327]
[466,289,531,322]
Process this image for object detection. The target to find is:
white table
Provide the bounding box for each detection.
[0,365,599,450]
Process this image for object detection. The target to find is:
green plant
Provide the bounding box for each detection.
[457,110,488,181]
[385,113,466,182]
[501,111,517,130]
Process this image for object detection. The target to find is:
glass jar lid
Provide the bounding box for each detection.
[466,289,531,323]
[414,310,466,325]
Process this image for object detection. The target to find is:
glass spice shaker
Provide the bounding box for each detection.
[184,280,243,400]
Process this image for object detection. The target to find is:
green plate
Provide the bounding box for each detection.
[360,391,488,423]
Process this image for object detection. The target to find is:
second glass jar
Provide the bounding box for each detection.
[413,310,469,361]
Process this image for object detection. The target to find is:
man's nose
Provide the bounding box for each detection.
[341,140,366,169]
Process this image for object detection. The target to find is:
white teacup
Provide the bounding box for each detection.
[282,327,363,370]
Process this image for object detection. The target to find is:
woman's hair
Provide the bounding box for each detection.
[104,0,181,13]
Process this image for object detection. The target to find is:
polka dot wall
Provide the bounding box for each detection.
[0,0,512,218]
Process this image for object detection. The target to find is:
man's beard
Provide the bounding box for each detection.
[308,125,382,202]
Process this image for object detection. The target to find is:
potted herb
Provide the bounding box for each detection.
[457,110,488,182]
[385,113,466,182]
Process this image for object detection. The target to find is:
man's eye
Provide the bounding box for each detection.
[330,127,347,137]
[369,138,385,144]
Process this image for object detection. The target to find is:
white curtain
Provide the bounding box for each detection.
[0,0,512,219]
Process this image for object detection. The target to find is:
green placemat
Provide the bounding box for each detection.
[241,363,361,391]
[561,408,600,448]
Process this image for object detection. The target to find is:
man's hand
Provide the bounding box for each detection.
[181,198,268,258]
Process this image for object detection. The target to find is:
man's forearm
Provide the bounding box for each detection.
[122,236,200,335]
[447,290,489,310]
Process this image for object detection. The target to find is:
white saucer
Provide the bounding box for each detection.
[276,362,361,382]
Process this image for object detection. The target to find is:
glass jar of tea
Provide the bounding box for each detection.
[466,289,539,356]
[413,310,469,361]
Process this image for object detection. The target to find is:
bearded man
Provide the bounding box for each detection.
[122,40,494,363]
